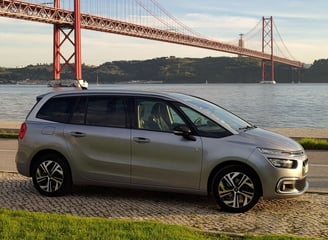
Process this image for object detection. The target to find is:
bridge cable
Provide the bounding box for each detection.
[273,20,296,60]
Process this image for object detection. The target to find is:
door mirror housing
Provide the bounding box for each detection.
[173,125,196,141]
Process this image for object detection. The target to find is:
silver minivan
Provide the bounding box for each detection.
[16,90,309,212]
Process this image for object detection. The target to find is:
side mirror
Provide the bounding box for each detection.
[173,125,196,141]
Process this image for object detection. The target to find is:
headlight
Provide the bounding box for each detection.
[258,148,298,169]
[267,158,296,168]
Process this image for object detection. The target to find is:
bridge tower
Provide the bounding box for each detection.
[53,0,87,88]
[261,16,276,84]
[238,33,244,57]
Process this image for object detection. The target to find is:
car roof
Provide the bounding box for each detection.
[36,89,189,103]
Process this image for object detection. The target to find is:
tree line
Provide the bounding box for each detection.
[0,56,327,84]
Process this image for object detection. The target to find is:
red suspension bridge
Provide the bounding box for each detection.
[0,0,303,86]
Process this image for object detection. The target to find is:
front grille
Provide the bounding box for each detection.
[295,177,307,191]
[303,159,309,167]
[303,159,309,175]
[282,150,305,156]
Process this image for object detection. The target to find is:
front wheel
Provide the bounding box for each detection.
[31,153,72,197]
[212,165,261,213]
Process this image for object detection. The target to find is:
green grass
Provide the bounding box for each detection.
[297,138,328,150]
[0,208,223,240]
[0,208,314,240]
[0,130,18,139]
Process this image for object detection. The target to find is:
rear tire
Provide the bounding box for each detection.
[31,153,72,197]
[212,165,261,213]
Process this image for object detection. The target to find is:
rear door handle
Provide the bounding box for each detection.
[70,132,86,138]
[133,137,150,144]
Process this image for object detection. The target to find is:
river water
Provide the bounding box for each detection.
[0,83,327,128]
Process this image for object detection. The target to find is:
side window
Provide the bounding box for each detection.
[136,99,186,132]
[36,96,76,123]
[70,97,87,124]
[179,106,230,138]
[86,96,127,128]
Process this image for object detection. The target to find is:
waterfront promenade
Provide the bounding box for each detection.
[1,121,327,238]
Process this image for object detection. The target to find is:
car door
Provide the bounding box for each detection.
[131,98,203,190]
[64,95,131,184]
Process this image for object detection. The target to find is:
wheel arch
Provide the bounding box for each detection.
[207,160,263,196]
[29,149,72,178]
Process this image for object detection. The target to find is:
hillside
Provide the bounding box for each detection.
[0,57,327,84]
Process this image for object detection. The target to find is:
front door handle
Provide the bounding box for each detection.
[71,132,86,138]
[133,137,150,144]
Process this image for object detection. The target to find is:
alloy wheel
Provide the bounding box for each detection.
[32,153,72,196]
[35,160,65,193]
[218,171,255,209]
[212,165,261,213]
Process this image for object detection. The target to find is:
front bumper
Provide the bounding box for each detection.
[276,157,309,195]
[250,148,309,199]
[276,177,308,195]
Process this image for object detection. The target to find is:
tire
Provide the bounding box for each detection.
[212,165,261,213]
[31,153,72,197]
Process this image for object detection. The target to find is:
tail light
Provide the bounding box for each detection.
[19,122,27,139]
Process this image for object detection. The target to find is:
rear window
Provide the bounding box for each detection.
[36,96,77,123]
[36,95,128,128]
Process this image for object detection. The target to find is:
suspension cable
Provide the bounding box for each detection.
[273,20,296,60]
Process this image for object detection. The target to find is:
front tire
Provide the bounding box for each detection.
[31,153,72,197]
[212,165,261,213]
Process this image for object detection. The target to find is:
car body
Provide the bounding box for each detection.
[16,89,309,212]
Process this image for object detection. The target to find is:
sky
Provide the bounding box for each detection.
[0,0,327,67]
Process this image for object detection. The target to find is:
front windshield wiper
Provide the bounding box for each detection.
[238,125,257,132]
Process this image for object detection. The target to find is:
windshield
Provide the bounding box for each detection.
[171,93,254,132]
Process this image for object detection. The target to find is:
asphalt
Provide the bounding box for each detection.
[0,123,328,238]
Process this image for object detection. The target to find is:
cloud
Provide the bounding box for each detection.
[0,0,327,66]
[181,13,260,39]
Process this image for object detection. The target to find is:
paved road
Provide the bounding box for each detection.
[0,172,327,238]
[307,151,328,193]
[0,139,327,193]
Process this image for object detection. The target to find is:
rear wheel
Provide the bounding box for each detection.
[31,153,72,197]
[212,165,261,213]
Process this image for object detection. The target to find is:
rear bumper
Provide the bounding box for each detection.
[15,149,31,177]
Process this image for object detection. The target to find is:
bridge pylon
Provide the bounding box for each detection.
[52,0,87,88]
[260,16,276,84]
